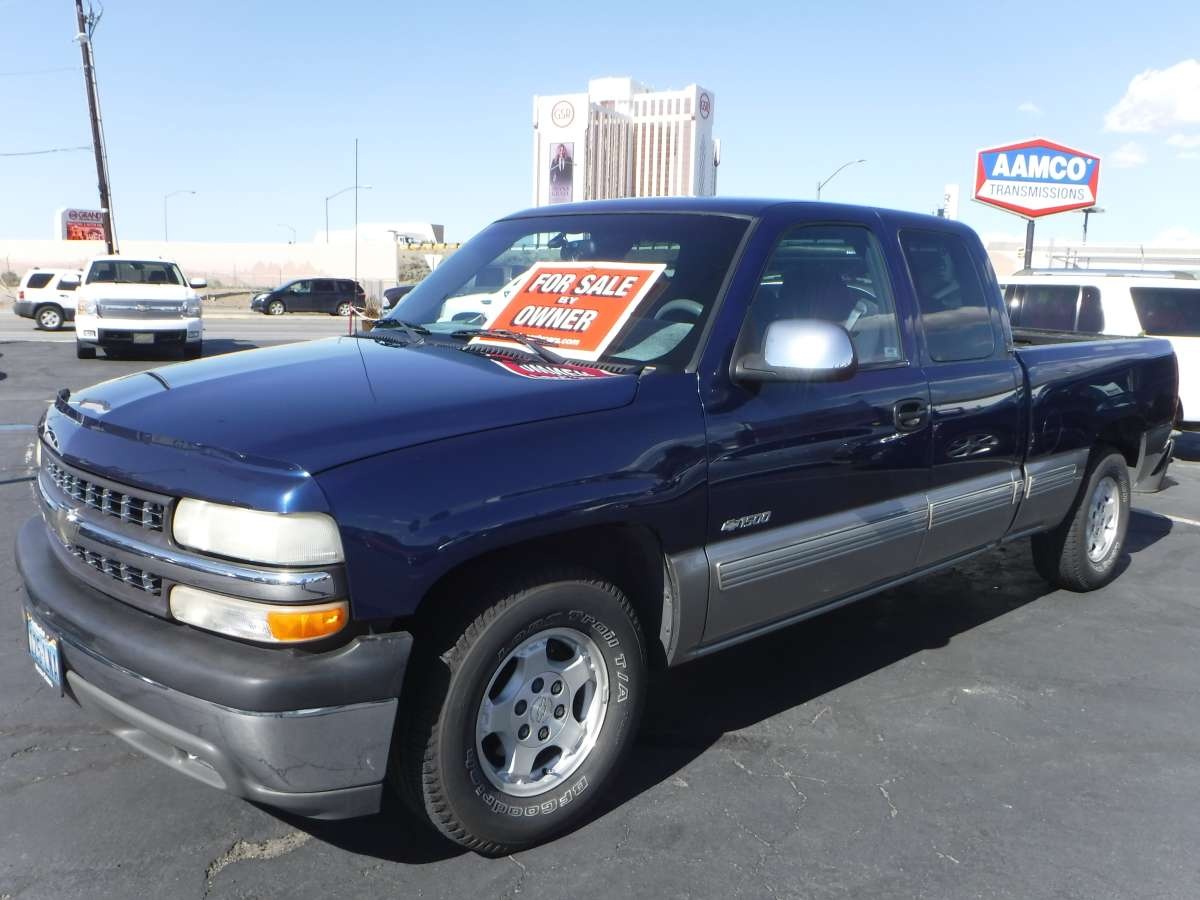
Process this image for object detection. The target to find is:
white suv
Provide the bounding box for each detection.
[13,268,83,330]
[75,257,205,360]
[1000,270,1199,427]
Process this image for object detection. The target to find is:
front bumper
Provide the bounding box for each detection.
[76,316,203,346]
[16,516,412,819]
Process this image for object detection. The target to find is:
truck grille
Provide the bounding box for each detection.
[70,545,163,595]
[45,460,165,531]
[98,300,186,320]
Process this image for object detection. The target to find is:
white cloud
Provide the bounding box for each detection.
[1179,151,1200,160]
[1167,134,1200,149]
[1110,142,1148,168]
[1104,59,1200,132]
[1017,101,1042,116]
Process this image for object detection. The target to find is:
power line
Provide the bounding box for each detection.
[0,145,90,157]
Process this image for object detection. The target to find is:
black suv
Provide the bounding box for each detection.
[251,278,365,316]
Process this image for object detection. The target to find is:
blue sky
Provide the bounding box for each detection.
[2,0,1198,245]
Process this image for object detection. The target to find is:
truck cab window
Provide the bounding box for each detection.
[745,224,903,366]
[900,230,995,362]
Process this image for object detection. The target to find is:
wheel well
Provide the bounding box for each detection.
[1095,418,1144,468]
[414,524,669,668]
[35,302,63,315]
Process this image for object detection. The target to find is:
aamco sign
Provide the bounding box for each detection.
[973,138,1100,218]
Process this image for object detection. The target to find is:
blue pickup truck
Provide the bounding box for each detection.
[18,199,1177,854]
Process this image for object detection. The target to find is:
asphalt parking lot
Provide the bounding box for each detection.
[2,337,1200,899]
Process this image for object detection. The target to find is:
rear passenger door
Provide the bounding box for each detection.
[701,217,932,643]
[311,279,337,313]
[899,229,1025,567]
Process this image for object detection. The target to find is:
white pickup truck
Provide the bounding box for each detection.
[75,256,205,360]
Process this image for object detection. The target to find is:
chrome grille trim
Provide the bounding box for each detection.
[97,300,187,320]
[71,544,163,596]
[45,459,165,531]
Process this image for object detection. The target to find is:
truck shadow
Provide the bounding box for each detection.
[290,521,1172,864]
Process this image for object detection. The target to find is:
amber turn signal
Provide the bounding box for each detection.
[267,604,348,642]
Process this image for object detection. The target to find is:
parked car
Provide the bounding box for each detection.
[999,269,1198,427]
[381,284,415,311]
[250,278,365,316]
[12,268,83,330]
[74,256,205,359]
[19,199,1177,855]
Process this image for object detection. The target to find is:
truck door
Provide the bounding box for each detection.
[897,228,1025,567]
[701,218,932,644]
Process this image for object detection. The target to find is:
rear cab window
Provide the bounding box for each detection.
[900,230,996,362]
[1130,287,1200,337]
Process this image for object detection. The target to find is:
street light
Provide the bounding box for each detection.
[816,159,866,200]
[277,223,296,244]
[325,184,372,243]
[163,190,195,242]
[1079,207,1105,245]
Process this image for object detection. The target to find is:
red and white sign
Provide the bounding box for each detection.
[491,359,616,380]
[59,208,107,241]
[475,261,667,362]
[973,138,1101,219]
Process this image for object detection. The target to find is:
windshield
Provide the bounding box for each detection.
[86,260,186,286]
[385,213,749,371]
[1130,287,1200,337]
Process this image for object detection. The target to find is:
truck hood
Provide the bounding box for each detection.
[66,337,639,473]
[79,283,197,301]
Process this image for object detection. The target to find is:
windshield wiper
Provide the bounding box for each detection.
[451,329,566,365]
[366,319,430,343]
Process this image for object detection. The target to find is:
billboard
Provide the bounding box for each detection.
[58,208,107,241]
[973,138,1100,218]
[548,142,574,204]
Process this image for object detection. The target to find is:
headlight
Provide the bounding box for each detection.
[172,498,344,566]
[185,298,202,317]
[78,298,98,316]
[170,585,347,643]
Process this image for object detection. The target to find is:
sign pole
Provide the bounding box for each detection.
[1023,219,1035,270]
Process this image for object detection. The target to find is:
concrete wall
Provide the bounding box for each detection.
[986,240,1200,278]
[0,236,447,290]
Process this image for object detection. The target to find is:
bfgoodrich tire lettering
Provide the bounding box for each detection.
[397,570,645,854]
[1032,448,1131,592]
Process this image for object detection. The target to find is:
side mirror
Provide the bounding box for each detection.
[734,319,858,383]
[189,278,208,289]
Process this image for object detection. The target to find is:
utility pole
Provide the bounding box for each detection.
[74,0,116,255]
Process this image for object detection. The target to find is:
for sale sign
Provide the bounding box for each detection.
[476,261,667,361]
[973,138,1100,218]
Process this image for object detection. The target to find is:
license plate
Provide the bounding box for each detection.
[26,614,63,694]
[133,333,154,344]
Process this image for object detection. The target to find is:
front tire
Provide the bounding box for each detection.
[184,341,203,360]
[75,341,96,360]
[398,569,646,855]
[335,302,353,316]
[267,300,286,316]
[36,305,64,331]
[1032,448,1131,591]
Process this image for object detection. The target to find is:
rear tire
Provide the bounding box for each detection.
[36,305,64,331]
[396,569,646,855]
[75,341,96,360]
[1032,448,1130,592]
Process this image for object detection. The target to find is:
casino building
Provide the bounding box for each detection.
[532,77,720,207]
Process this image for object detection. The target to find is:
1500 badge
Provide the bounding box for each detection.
[720,511,772,533]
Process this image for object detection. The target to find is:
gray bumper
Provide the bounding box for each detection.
[14,300,34,318]
[17,516,410,819]
[59,636,395,818]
